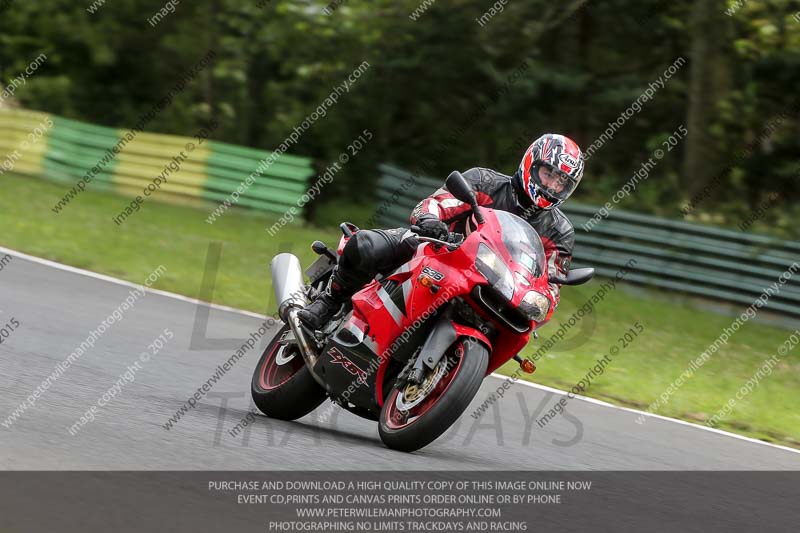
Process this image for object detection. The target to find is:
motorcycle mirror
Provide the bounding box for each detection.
[445,171,485,224]
[551,267,595,286]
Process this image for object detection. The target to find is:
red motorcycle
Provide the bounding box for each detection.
[251,172,593,451]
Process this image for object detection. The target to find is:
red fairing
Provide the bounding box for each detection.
[344,207,550,405]
[409,171,569,312]
[450,323,492,350]
[449,323,522,376]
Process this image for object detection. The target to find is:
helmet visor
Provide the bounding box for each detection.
[532,164,579,201]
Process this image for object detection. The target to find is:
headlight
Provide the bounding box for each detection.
[520,290,550,322]
[475,243,515,301]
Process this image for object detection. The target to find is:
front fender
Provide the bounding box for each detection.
[419,315,493,371]
[451,323,492,351]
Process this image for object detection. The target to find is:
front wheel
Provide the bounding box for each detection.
[251,324,327,420]
[378,339,488,452]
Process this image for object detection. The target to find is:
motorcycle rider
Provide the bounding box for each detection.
[298,133,583,331]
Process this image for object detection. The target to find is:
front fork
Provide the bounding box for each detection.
[402,308,493,385]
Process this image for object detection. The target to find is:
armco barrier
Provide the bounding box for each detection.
[0,108,315,216]
[374,164,800,317]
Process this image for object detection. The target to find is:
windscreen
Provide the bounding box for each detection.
[495,210,547,277]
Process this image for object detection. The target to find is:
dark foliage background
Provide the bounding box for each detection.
[1,0,797,233]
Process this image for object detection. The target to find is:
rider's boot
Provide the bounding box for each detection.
[297,266,353,331]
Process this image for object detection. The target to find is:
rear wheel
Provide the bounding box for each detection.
[251,324,327,420]
[378,339,488,452]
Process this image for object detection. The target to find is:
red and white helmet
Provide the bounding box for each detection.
[518,133,584,210]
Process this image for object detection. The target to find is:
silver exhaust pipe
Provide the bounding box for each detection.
[286,308,327,390]
[270,253,308,322]
[270,253,327,390]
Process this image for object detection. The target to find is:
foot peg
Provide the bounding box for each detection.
[311,241,337,262]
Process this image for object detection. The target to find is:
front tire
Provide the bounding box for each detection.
[378,339,488,452]
[251,324,327,420]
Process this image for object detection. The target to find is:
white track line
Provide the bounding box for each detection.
[0,246,267,320]
[487,374,800,456]
[3,245,798,456]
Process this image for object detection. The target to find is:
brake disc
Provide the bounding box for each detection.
[395,356,452,412]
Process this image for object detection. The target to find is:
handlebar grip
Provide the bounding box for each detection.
[446,232,464,244]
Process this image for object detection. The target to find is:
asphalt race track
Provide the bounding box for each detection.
[2,247,799,471]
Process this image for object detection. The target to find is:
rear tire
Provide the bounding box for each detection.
[378,339,488,452]
[251,324,327,421]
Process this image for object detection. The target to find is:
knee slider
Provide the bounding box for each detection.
[339,231,382,285]
[342,231,376,267]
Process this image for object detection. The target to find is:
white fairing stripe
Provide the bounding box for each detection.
[439,199,464,209]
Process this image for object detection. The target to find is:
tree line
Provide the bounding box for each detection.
[0,0,797,235]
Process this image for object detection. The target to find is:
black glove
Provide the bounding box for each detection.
[412,215,449,240]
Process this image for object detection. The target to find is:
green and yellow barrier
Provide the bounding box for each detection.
[0,108,50,178]
[0,108,315,216]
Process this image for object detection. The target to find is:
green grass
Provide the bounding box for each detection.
[2,173,798,448]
